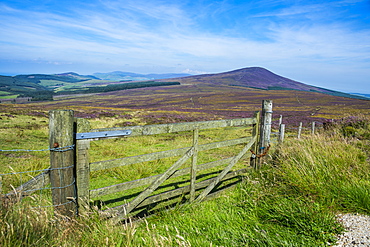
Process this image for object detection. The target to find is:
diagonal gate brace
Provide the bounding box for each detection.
[196,135,257,202]
[111,147,195,222]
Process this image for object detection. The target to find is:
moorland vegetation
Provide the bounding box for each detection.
[0,68,370,246]
[1,67,369,102]
[0,105,369,246]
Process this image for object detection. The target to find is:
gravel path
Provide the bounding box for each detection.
[332,213,370,246]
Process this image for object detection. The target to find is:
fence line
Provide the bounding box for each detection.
[1,102,332,221]
[0,145,76,210]
[0,102,270,220]
[2,100,304,221]
[273,119,324,143]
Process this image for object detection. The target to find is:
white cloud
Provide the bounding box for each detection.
[182,68,209,74]
[0,1,369,93]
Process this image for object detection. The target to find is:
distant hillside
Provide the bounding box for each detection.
[0,72,182,101]
[167,67,369,100]
[0,75,48,93]
[350,93,370,99]
[1,68,368,101]
[93,71,191,81]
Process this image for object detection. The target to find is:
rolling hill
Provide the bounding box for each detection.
[162,67,368,100]
[0,67,368,101]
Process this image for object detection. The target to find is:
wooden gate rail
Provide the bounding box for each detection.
[107,167,251,222]
[103,135,256,221]
[1,100,273,219]
[90,152,249,198]
[89,136,252,172]
[76,101,272,221]
[90,117,257,136]
[74,113,261,220]
[195,135,256,202]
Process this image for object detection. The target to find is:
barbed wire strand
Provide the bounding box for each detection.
[0,145,75,153]
[0,144,76,211]
[0,165,74,177]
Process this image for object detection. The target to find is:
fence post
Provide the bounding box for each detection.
[311,121,316,135]
[0,176,2,206]
[75,118,91,214]
[190,128,198,202]
[250,111,260,168]
[298,122,303,139]
[49,110,76,217]
[258,100,273,164]
[278,124,285,144]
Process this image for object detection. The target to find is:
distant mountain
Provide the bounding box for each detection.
[167,67,369,100]
[0,68,368,101]
[93,71,191,81]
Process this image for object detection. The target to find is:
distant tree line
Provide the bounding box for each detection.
[19,90,54,101]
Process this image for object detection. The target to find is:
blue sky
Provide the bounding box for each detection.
[1,0,370,93]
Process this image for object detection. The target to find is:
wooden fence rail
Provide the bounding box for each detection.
[74,100,270,220]
[1,100,274,221]
[77,112,261,221]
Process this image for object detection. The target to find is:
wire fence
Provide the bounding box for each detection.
[0,145,76,211]
[269,121,324,146]
[0,145,75,152]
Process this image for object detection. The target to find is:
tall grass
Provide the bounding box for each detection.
[273,124,370,214]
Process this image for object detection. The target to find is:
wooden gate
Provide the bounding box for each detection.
[74,112,261,222]
[1,100,273,221]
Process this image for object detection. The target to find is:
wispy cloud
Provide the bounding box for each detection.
[0,0,369,92]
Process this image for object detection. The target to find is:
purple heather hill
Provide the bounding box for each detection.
[176,67,333,93]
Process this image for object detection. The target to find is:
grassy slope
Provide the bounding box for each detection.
[1,111,369,246]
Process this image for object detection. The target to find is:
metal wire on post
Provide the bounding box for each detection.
[0,145,76,210]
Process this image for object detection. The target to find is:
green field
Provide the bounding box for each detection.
[0,91,18,99]
[0,108,369,246]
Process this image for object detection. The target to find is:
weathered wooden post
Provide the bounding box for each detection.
[190,128,199,202]
[49,110,76,217]
[75,118,91,213]
[250,111,260,168]
[278,124,285,144]
[311,121,316,135]
[0,176,2,207]
[298,122,303,139]
[258,100,272,164]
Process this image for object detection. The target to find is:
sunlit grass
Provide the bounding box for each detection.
[1,110,369,246]
[274,129,370,214]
